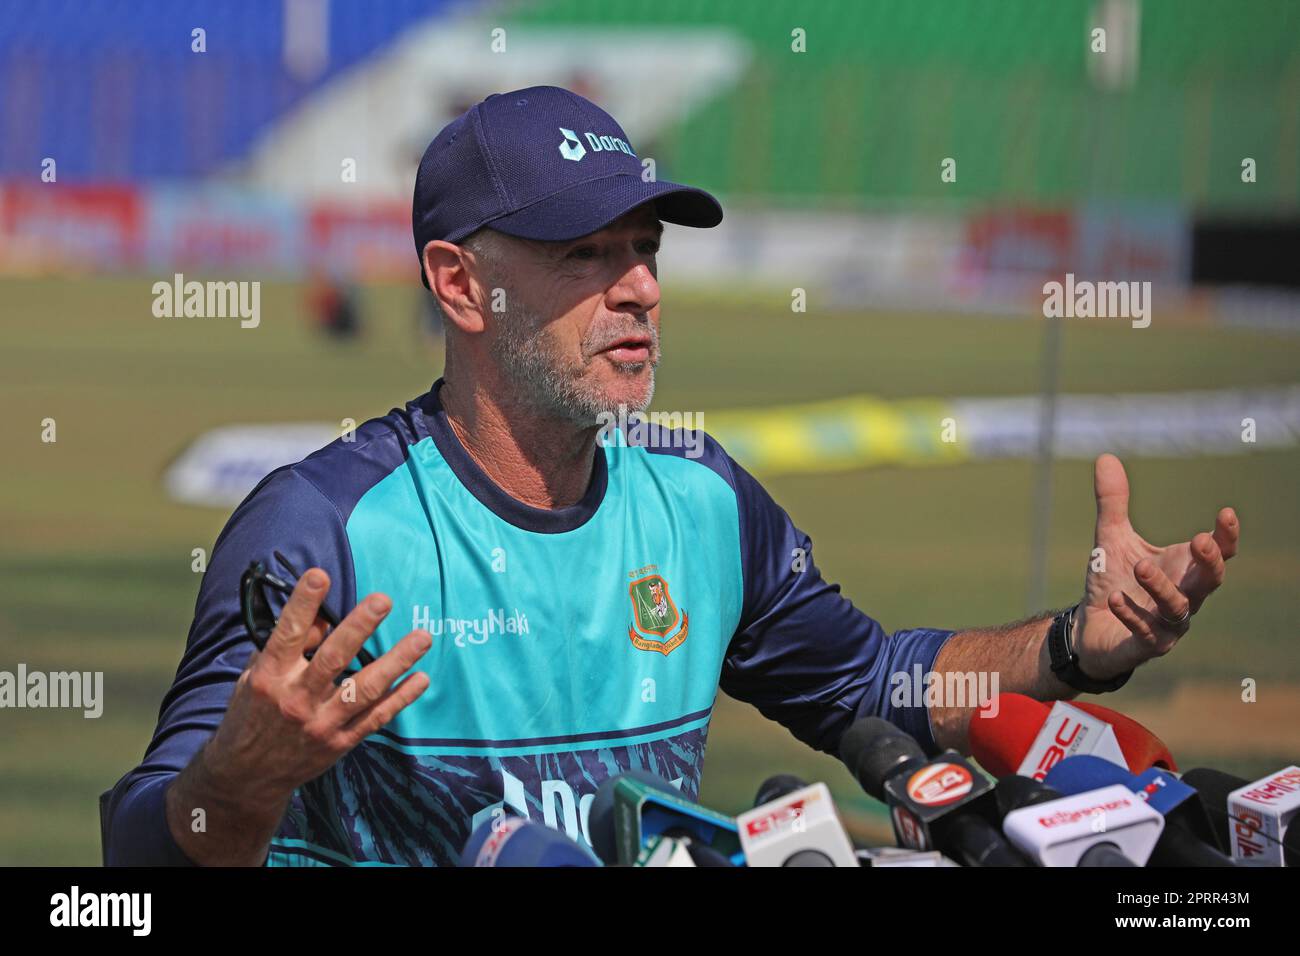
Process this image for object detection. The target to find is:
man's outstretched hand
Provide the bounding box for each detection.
[165,568,432,865]
[1074,453,1240,680]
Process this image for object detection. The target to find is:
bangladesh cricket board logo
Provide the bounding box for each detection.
[627,574,689,655]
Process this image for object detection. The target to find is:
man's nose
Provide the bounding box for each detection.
[607,260,660,318]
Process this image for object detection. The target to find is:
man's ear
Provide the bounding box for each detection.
[423,240,486,334]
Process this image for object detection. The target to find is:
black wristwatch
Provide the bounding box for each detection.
[1047,604,1133,694]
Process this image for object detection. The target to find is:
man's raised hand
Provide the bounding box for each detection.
[1074,453,1239,679]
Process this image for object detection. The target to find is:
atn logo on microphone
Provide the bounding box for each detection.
[906,763,974,807]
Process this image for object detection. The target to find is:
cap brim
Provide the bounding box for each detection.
[483,174,723,243]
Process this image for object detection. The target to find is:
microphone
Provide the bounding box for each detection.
[1182,766,1300,866]
[855,847,960,867]
[840,718,1030,866]
[459,816,600,867]
[588,769,743,866]
[1070,701,1177,772]
[737,776,859,867]
[968,694,1054,778]
[1179,768,1249,854]
[995,775,1152,866]
[754,774,810,807]
[970,695,1129,780]
[588,768,675,865]
[635,835,738,867]
[1044,755,1236,867]
[635,835,697,866]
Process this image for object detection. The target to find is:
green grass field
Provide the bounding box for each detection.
[2,274,1298,863]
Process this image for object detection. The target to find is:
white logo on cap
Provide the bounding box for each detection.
[558,128,586,162]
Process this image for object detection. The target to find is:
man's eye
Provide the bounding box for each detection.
[567,246,597,260]
[639,241,660,255]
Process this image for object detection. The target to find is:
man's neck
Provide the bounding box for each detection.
[438,376,598,510]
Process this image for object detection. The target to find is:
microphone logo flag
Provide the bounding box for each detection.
[906,762,974,807]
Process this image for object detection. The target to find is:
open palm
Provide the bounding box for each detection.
[1074,454,1239,678]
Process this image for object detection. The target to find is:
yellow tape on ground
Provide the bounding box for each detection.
[702,394,969,475]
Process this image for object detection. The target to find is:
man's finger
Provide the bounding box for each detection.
[263,568,331,670]
[342,671,432,746]
[1181,532,1226,612]
[1093,453,1132,534]
[325,628,432,722]
[1107,590,1179,656]
[1213,507,1240,561]
[302,593,393,694]
[1134,560,1191,630]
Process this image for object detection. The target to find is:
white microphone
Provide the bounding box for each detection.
[1226,765,1300,866]
[737,781,859,867]
[1002,784,1164,866]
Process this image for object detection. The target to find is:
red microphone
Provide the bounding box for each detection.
[969,694,1050,777]
[970,693,1176,779]
[1071,700,1177,773]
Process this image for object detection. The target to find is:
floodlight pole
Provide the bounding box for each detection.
[1028,0,1141,614]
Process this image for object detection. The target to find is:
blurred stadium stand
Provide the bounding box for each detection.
[0,0,1296,307]
[514,0,1300,210]
[0,0,452,180]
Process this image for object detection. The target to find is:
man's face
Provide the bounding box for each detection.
[485,203,664,424]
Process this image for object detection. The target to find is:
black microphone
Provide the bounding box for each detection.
[1178,768,1247,854]
[840,718,1030,866]
[754,774,809,807]
[1285,823,1300,864]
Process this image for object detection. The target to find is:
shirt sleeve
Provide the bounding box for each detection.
[102,467,356,865]
[716,447,955,757]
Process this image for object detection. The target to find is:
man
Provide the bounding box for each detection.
[106,86,1239,866]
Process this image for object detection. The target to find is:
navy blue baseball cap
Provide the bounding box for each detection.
[412,85,723,286]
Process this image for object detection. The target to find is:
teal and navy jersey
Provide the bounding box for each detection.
[105,379,954,866]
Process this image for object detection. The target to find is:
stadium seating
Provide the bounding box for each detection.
[0,0,452,179]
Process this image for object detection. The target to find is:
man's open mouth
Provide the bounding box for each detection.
[599,335,653,364]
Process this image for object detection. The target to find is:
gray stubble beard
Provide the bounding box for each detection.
[490,297,659,427]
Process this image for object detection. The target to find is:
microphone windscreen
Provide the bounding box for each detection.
[968,693,1050,777]
[754,775,809,808]
[839,718,923,800]
[1179,767,1247,850]
[459,817,598,867]
[1071,701,1177,772]
[1283,822,1300,866]
[685,842,737,867]
[1043,753,1133,796]
[994,774,1061,818]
